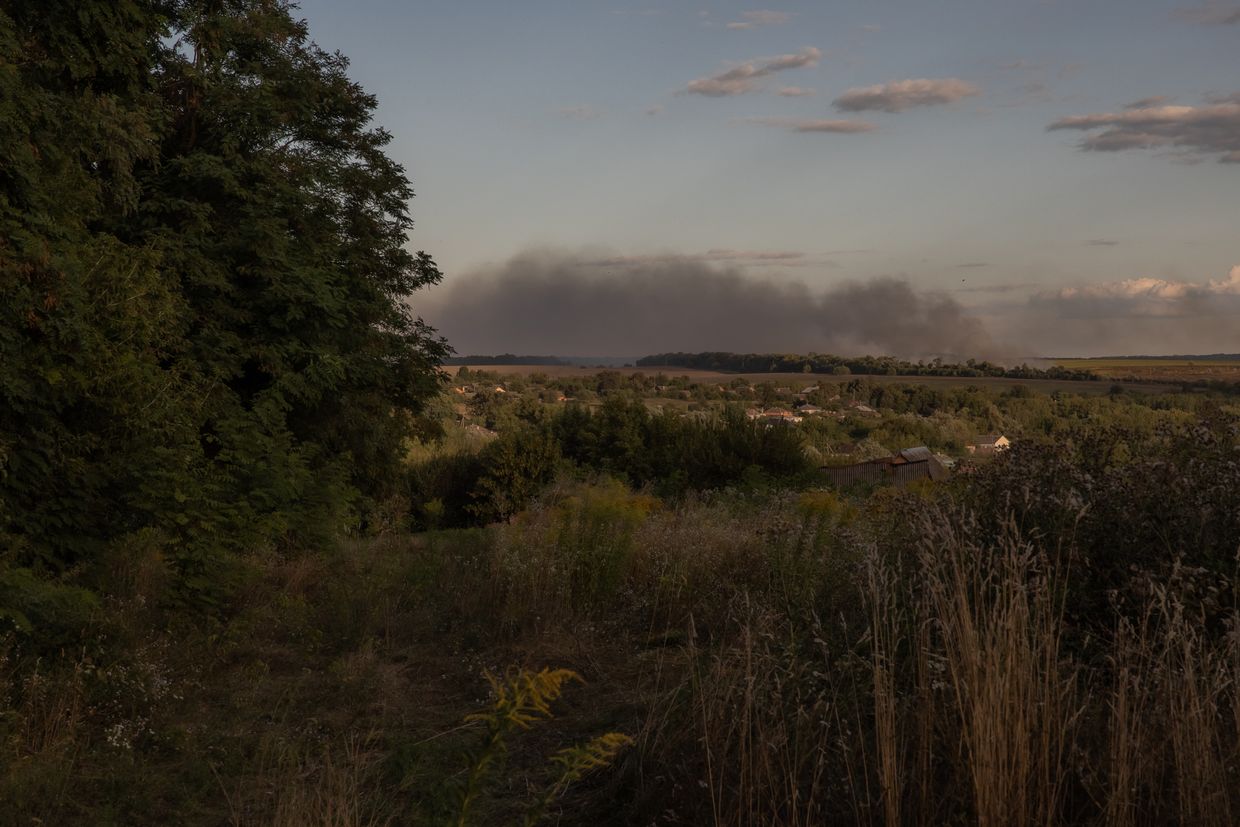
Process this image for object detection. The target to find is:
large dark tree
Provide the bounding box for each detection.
[1,0,446,582]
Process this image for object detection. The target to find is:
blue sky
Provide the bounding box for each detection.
[295,0,1240,356]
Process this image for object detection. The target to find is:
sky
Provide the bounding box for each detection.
[294,0,1240,358]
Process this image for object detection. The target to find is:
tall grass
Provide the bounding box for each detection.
[634,503,1238,826]
[3,479,1236,825]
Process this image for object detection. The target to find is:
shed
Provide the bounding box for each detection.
[820,446,948,488]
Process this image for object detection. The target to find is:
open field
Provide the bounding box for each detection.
[452,364,1179,395]
[1056,358,1240,384]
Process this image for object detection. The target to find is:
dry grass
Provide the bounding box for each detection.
[219,734,392,827]
[630,505,1238,826]
[454,364,1167,394]
[1055,358,1240,384]
[913,517,1080,827]
[3,488,1237,825]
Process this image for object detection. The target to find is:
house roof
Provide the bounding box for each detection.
[976,434,1004,444]
[897,446,935,463]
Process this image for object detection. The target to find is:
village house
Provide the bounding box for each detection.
[797,404,824,415]
[761,408,802,425]
[966,434,1011,455]
[843,401,880,417]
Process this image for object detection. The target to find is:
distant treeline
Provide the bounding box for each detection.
[445,354,572,366]
[1072,353,1240,361]
[637,352,1101,381]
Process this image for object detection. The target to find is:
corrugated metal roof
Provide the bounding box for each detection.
[820,446,948,487]
[899,446,935,462]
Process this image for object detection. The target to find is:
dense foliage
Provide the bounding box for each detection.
[411,398,812,529]
[0,1,445,586]
[3,395,1237,824]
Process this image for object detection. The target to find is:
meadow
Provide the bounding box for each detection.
[5,375,1238,826]
[452,364,1177,396]
[1055,358,1240,384]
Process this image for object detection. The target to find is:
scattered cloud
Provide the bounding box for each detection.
[742,116,877,133]
[644,104,664,116]
[1125,95,1173,109]
[683,47,821,97]
[860,23,882,33]
[726,9,791,30]
[776,86,815,97]
[558,105,602,120]
[1047,95,1240,163]
[833,78,981,112]
[1174,2,1240,25]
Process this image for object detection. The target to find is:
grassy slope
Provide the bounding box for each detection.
[5,479,1238,826]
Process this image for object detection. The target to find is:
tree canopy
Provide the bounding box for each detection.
[1,0,446,581]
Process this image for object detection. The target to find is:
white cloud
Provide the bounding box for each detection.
[978,265,1240,354]
[683,47,820,97]
[776,86,815,97]
[833,78,981,112]
[1038,266,1240,317]
[743,116,876,133]
[1047,96,1240,163]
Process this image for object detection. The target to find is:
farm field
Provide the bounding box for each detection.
[452,363,1178,395]
[1056,358,1240,383]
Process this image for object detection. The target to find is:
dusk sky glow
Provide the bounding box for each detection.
[295,0,1240,356]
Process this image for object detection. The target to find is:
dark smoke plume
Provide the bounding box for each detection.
[420,249,999,359]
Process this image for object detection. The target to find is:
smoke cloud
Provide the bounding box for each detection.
[420,249,998,359]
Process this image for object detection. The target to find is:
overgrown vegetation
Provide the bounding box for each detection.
[3,3,1239,826]
[2,403,1236,824]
